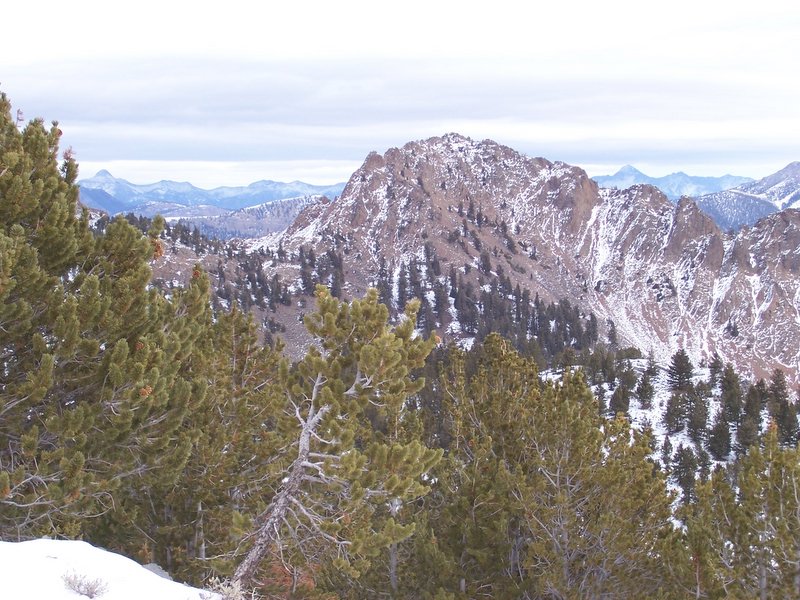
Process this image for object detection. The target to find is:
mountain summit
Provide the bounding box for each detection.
[265,134,800,383]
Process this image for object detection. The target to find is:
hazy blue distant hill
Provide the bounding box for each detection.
[78,170,346,217]
[593,165,751,200]
[78,186,129,215]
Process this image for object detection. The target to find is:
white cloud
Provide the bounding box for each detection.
[2,1,798,184]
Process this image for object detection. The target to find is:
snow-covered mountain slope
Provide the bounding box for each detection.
[78,170,346,217]
[0,539,217,600]
[694,162,800,231]
[177,194,323,239]
[259,134,800,384]
[693,194,776,233]
[593,165,751,200]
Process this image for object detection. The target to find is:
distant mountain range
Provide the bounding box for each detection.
[693,162,800,231]
[78,170,346,218]
[592,165,752,200]
[80,160,800,239]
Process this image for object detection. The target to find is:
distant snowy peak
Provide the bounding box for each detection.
[593,166,752,200]
[694,162,800,231]
[77,171,347,216]
[592,165,645,190]
[616,165,646,176]
[733,161,800,210]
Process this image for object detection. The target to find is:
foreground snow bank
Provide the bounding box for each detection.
[0,539,218,600]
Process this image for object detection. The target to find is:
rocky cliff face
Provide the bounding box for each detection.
[265,134,800,383]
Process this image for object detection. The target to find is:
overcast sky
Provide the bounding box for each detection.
[2,1,798,187]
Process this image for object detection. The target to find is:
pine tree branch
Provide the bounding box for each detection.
[309,429,336,446]
[308,452,340,461]
[288,495,351,548]
[345,368,373,397]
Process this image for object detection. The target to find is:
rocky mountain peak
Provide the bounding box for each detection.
[283,134,602,264]
[664,197,723,258]
[263,136,800,384]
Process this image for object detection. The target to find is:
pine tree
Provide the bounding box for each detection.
[768,368,789,415]
[116,303,285,584]
[673,444,698,504]
[636,371,655,409]
[661,435,673,473]
[776,399,799,447]
[610,359,636,416]
[1,95,212,541]
[686,426,800,598]
[678,472,738,598]
[747,378,769,415]
[736,415,760,455]
[231,287,441,589]
[719,363,743,423]
[609,385,630,416]
[606,319,618,347]
[664,392,688,434]
[696,447,711,483]
[708,352,723,387]
[84,264,216,571]
[707,409,731,461]
[645,350,659,380]
[667,348,694,392]
[687,389,710,446]
[594,383,607,414]
[376,255,393,308]
[768,369,798,446]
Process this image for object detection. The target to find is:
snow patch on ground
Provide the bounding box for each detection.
[0,539,216,600]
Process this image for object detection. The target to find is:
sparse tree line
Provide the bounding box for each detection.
[571,342,799,508]
[3,92,800,599]
[117,207,599,367]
